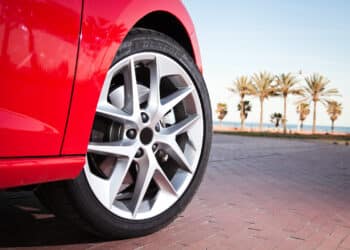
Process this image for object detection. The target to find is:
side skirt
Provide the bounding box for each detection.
[0,156,85,189]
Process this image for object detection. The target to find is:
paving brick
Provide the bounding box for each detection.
[1,134,350,249]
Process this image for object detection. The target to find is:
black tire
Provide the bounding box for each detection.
[36,28,212,239]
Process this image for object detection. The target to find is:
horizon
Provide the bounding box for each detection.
[213,120,350,131]
[183,0,349,127]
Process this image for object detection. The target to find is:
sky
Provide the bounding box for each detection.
[183,0,350,127]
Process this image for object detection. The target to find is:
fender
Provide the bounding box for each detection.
[61,0,202,156]
[0,0,203,189]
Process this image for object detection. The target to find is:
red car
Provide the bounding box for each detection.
[0,0,212,238]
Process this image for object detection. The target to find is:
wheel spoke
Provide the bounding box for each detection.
[167,142,193,173]
[124,58,140,115]
[163,114,200,136]
[160,87,194,116]
[153,167,177,196]
[157,136,193,174]
[88,141,137,157]
[96,103,135,123]
[147,56,161,111]
[108,158,133,208]
[130,158,154,217]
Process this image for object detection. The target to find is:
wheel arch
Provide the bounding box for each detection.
[61,0,203,158]
[133,11,195,62]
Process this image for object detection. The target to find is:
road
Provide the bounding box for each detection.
[1,134,350,249]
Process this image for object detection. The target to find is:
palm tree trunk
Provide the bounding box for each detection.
[300,120,304,131]
[312,101,317,134]
[331,120,334,133]
[283,96,287,134]
[240,96,244,130]
[259,99,264,130]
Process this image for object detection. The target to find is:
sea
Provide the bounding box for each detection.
[214,121,350,134]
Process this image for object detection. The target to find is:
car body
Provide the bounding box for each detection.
[0,0,203,189]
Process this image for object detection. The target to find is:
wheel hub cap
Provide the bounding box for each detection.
[140,128,153,145]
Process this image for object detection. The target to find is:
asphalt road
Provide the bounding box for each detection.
[1,134,350,249]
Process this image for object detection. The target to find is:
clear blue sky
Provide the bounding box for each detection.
[183,0,349,127]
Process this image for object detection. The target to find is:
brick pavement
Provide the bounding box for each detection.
[1,134,350,249]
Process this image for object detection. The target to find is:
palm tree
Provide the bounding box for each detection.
[275,73,304,134]
[216,103,228,125]
[270,112,282,128]
[251,71,277,130]
[326,101,342,133]
[296,103,310,131]
[300,73,340,133]
[228,76,254,129]
[237,100,252,128]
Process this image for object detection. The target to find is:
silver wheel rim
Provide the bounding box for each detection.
[84,52,204,220]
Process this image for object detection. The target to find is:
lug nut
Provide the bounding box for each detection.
[135,148,143,158]
[152,144,158,151]
[126,129,137,139]
[155,123,160,132]
[141,112,149,123]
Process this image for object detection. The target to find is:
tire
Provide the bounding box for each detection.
[36,28,212,239]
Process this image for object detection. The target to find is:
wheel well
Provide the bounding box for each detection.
[134,11,195,60]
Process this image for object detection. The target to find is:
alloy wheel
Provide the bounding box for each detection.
[84,52,204,220]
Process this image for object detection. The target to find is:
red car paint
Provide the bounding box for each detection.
[0,156,84,188]
[0,0,82,157]
[0,0,202,189]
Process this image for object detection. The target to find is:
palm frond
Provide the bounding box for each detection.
[326,101,342,122]
[228,75,255,96]
[320,88,341,97]
[251,71,276,100]
[303,73,339,104]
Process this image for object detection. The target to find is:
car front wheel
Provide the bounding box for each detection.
[36,28,212,239]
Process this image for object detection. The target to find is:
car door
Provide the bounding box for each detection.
[0,0,82,157]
